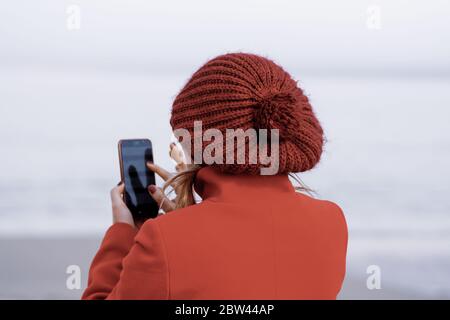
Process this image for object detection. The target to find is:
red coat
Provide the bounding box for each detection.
[82,167,347,299]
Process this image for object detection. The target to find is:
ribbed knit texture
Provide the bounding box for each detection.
[170,53,324,174]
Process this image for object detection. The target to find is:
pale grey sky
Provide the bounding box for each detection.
[1,0,449,75]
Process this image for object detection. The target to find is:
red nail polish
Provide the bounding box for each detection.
[148,185,157,193]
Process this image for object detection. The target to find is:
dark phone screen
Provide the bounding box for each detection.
[120,139,159,219]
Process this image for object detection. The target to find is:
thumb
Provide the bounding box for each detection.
[110,182,125,206]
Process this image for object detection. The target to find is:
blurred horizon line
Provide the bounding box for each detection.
[3,61,450,79]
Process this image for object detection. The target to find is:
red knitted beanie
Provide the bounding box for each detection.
[170,53,324,174]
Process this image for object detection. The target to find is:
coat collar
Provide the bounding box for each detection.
[194,166,295,203]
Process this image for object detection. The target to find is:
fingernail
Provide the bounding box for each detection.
[146,161,153,166]
[117,181,123,186]
[148,185,157,193]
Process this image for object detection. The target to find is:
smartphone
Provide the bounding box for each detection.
[118,139,159,220]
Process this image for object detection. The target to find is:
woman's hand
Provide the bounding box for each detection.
[146,163,177,213]
[146,143,186,214]
[169,142,187,172]
[110,182,135,228]
[109,143,185,225]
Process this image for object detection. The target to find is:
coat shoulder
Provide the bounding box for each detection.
[293,193,348,236]
[148,201,215,234]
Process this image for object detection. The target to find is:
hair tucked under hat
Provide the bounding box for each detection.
[170,52,324,175]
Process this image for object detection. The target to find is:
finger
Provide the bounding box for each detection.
[170,143,187,173]
[170,143,184,164]
[148,185,176,212]
[146,162,172,181]
[169,142,177,156]
[110,183,125,205]
[147,162,181,194]
[169,142,178,155]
